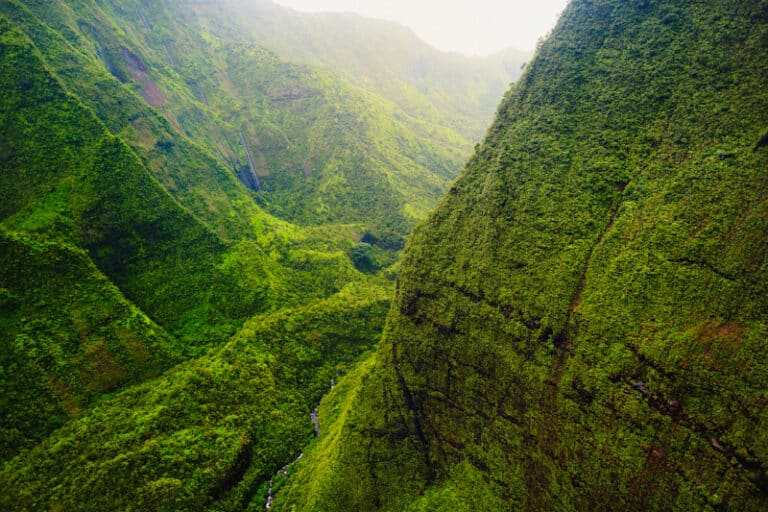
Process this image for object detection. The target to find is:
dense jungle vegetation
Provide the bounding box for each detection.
[0,0,520,509]
[272,1,768,511]
[2,0,767,511]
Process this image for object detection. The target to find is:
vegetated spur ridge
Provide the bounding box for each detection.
[271,1,768,511]
[4,0,485,239]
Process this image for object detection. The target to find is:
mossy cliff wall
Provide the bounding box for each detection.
[284,1,768,510]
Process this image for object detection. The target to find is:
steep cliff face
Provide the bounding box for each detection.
[277,1,768,510]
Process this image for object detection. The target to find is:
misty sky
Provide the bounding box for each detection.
[271,0,570,55]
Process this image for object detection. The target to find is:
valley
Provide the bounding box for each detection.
[1,1,767,511]
[0,0,522,509]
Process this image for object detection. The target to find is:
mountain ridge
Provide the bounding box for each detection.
[194,0,531,140]
[5,0,766,510]
[0,0,521,509]
[272,1,768,510]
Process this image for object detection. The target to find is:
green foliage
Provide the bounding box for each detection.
[0,229,179,459]
[0,12,234,346]
[349,242,377,274]
[0,5,382,348]
[290,1,768,510]
[403,461,512,512]
[1,279,390,511]
[11,0,767,510]
[2,0,473,236]
[232,279,392,408]
[174,0,530,141]
[0,7,399,509]
[0,341,307,512]
[270,353,379,512]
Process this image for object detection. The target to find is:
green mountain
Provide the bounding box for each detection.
[273,1,768,511]
[0,2,365,462]
[0,3,375,342]
[181,0,530,141]
[1,281,391,511]
[0,0,521,509]
[3,0,486,236]
[6,0,767,510]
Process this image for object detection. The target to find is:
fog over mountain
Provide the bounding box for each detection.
[273,0,569,55]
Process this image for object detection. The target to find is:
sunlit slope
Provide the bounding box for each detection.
[0,5,374,341]
[0,8,367,462]
[275,1,768,510]
[0,14,233,344]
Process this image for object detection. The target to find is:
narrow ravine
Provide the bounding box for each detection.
[264,379,332,510]
[264,452,302,510]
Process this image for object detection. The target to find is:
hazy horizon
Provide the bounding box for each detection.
[271,0,570,56]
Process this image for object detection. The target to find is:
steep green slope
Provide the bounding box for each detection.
[0,230,179,460]
[0,13,233,344]
[0,7,367,345]
[180,0,529,141]
[1,338,309,512]
[0,0,258,242]
[0,5,372,475]
[270,351,378,512]
[0,0,509,509]
[0,280,391,512]
[276,1,768,510]
[4,0,470,236]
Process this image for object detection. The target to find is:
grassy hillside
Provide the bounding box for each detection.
[0,3,395,503]
[0,0,397,342]
[275,1,768,510]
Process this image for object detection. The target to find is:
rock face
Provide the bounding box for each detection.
[289,1,768,510]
